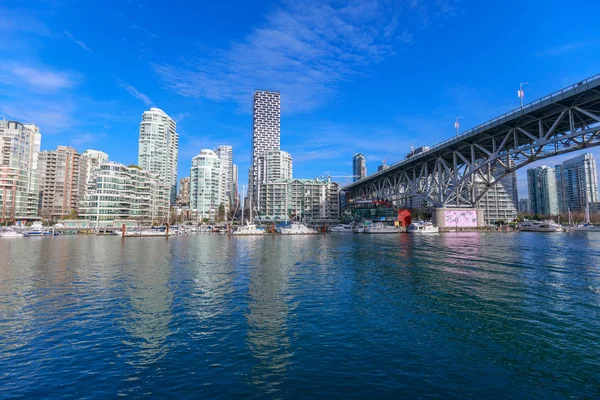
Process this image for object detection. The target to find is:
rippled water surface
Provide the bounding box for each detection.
[1,233,600,399]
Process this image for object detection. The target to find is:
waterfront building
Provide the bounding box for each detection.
[176,177,190,207]
[79,150,109,201]
[37,146,81,219]
[190,149,222,220]
[475,176,517,224]
[527,166,559,215]
[493,157,518,209]
[80,162,170,227]
[138,108,179,204]
[377,164,389,172]
[258,178,340,223]
[555,153,599,213]
[518,198,531,214]
[249,90,280,209]
[353,153,366,181]
[255,149,292,211]
[216,145,233,208]
[0,120,41,222]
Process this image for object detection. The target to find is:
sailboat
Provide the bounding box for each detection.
[574,203,599,232]
[232,185,266,236]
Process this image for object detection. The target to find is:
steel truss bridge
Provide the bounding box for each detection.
[344,75,600,208]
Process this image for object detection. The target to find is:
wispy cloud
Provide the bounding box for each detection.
[153,0,457,113]
[118,80,153,106]
[536,40,596,57]
[131,24,158,38]
[0,102,73,133]
[0,63,80,91]
[64,31,92,53]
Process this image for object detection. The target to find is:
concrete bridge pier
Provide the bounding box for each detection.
[432,207,485,230]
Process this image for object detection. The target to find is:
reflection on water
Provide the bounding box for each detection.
[119,240,173,370]
[1,233,600,398]
[246,238,293,395]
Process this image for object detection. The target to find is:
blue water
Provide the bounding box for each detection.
[1,233,599,399]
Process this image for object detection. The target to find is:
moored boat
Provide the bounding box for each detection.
[329,224,354,233]
[364,222,399,234]
[232,224,267,235]
[277,222,319,235]
[519,220,563,232]
[574,204,600,232]
[24,222,57,237]
[407,221,439,233]
[0,229,25,238]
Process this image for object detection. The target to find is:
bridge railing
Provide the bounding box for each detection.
[348,74,600,188]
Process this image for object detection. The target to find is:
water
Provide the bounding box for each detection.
[1,233,599,399]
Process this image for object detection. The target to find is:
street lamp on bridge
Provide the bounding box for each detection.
[518,82,529,109]
[454,116,463,137]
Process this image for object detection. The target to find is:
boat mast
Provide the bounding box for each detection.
[585,203,591,224]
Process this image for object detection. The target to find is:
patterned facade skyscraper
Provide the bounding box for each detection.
[138,108,179,204]
[353,153,367,182]
[249,90,280,210]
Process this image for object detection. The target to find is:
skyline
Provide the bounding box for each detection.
[2,0,600,199]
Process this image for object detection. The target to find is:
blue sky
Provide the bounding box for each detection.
[2,0,600,199]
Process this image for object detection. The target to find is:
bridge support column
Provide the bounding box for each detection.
[432,207,485,229]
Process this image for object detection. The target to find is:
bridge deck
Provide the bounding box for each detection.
[344,74,600,191]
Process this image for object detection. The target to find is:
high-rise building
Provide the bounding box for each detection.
[250,90,280,208]
[0,120,41,221]
[377,164,389,172]
[78,150,109,202]
[216,145,233,207]
[258,178,340,222]
[255,149,292,213]
[232,164,239,209]
[37,146,81,219]
[176,177,190,207]
[527,165,559,215]
[555,153,599,213]
[353,153,367,181]
[80,162,170,227]
[138,108,179,204]
[190,149,222,220]
[518,198,531,214]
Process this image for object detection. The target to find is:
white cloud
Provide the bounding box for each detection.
[118,80,153,106]
[64,31,92,53]
[153,0,457,113]
[0,63,79,91]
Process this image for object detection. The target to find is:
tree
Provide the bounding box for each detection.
[217,203,226,221]
[63,209,79,220]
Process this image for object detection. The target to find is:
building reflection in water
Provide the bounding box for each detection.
[119,239,174,368]
[245,236,294,396]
